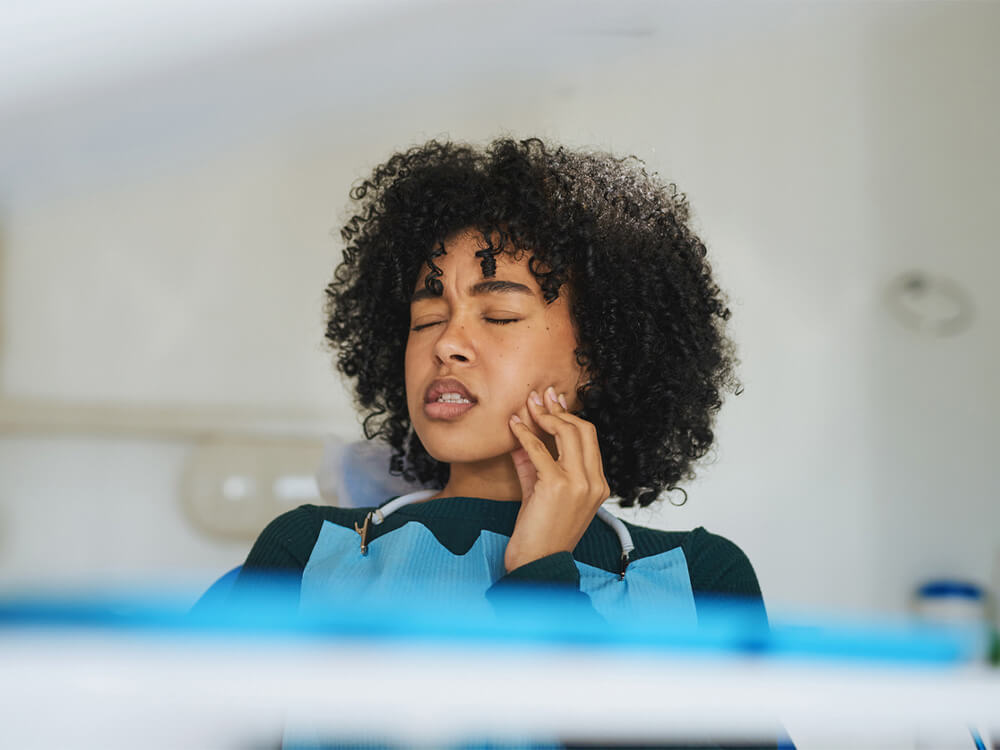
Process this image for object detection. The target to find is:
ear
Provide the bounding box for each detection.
[570,365,595,412]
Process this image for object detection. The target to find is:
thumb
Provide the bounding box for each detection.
[510,447,538,502]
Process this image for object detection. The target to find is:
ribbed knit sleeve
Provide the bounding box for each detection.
[237,506,325,578]
[683,528,763,599]
[492,551,581,587]
[485,551,601,619]
[681,527,768,627]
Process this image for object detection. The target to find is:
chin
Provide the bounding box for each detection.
[418,434,516,466]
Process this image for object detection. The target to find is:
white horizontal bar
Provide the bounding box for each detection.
[0,630,997,749]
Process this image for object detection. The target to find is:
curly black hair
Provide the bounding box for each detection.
[325,137,739,508]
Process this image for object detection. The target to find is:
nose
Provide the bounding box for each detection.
[432,317,476,365]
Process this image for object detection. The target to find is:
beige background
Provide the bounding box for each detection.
[0,1,997,618]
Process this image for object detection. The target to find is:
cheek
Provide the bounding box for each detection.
[403,338,422,410]
[494,327,580,405]
[538,314,583,370]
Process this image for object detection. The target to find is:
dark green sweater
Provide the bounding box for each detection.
[236,497,777,750]
[238,497,764,616]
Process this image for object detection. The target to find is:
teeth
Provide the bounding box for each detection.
[436,392,472,404]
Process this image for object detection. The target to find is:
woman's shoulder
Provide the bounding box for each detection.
[242,503,373,571]
[622,521,763,600]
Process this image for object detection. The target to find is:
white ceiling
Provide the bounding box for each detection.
[0,0,871,205]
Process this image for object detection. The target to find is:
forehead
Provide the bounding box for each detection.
[412,231,542,291]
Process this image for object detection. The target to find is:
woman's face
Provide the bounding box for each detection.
[405,230,585,466]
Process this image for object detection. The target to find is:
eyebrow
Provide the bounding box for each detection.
[410,279,534,303]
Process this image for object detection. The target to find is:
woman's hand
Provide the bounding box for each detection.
[505,386,611,573]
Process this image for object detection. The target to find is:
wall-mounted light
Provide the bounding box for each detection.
[181,437,325,540]
[884,271,975,338]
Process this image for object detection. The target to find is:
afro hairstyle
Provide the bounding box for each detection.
[325,137,739,507]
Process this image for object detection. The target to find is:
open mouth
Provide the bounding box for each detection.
[424,378,478,420]
[423,399,477,419]
[424,378,477,403]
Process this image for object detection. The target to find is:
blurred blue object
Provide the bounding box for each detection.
[917,580,985,600]
[0,580,983,666]
[192,565,242,610]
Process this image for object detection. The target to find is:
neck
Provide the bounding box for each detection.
[436,453,522,502]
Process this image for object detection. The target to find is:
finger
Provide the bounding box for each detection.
[544,386,566,414]
[509,415,558,474]
[525,388,571,434]
[532,386,584,468]
[520,391,548,438]
[526,393,578,444]
[510,446,538,500]
[526,405,586,478]
[519,397,559,467]
[548,409,609,499]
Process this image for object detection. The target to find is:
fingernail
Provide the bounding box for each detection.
[558,393,568,409]
[530,390,543,406]
[510,414,522,424]
[546,387,558,403]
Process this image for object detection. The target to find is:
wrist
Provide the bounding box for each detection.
[504,537,570,573]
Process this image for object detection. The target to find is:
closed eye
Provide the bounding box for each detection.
[411,317,520,331]
[410,321,443,331]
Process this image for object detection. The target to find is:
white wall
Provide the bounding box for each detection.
[0,436,247,588]
[1,1,997,615]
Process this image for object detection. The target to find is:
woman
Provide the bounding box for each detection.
[234,137,763,627]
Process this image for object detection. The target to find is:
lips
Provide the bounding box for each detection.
[424,378,478,404]
[423,377,478,421]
